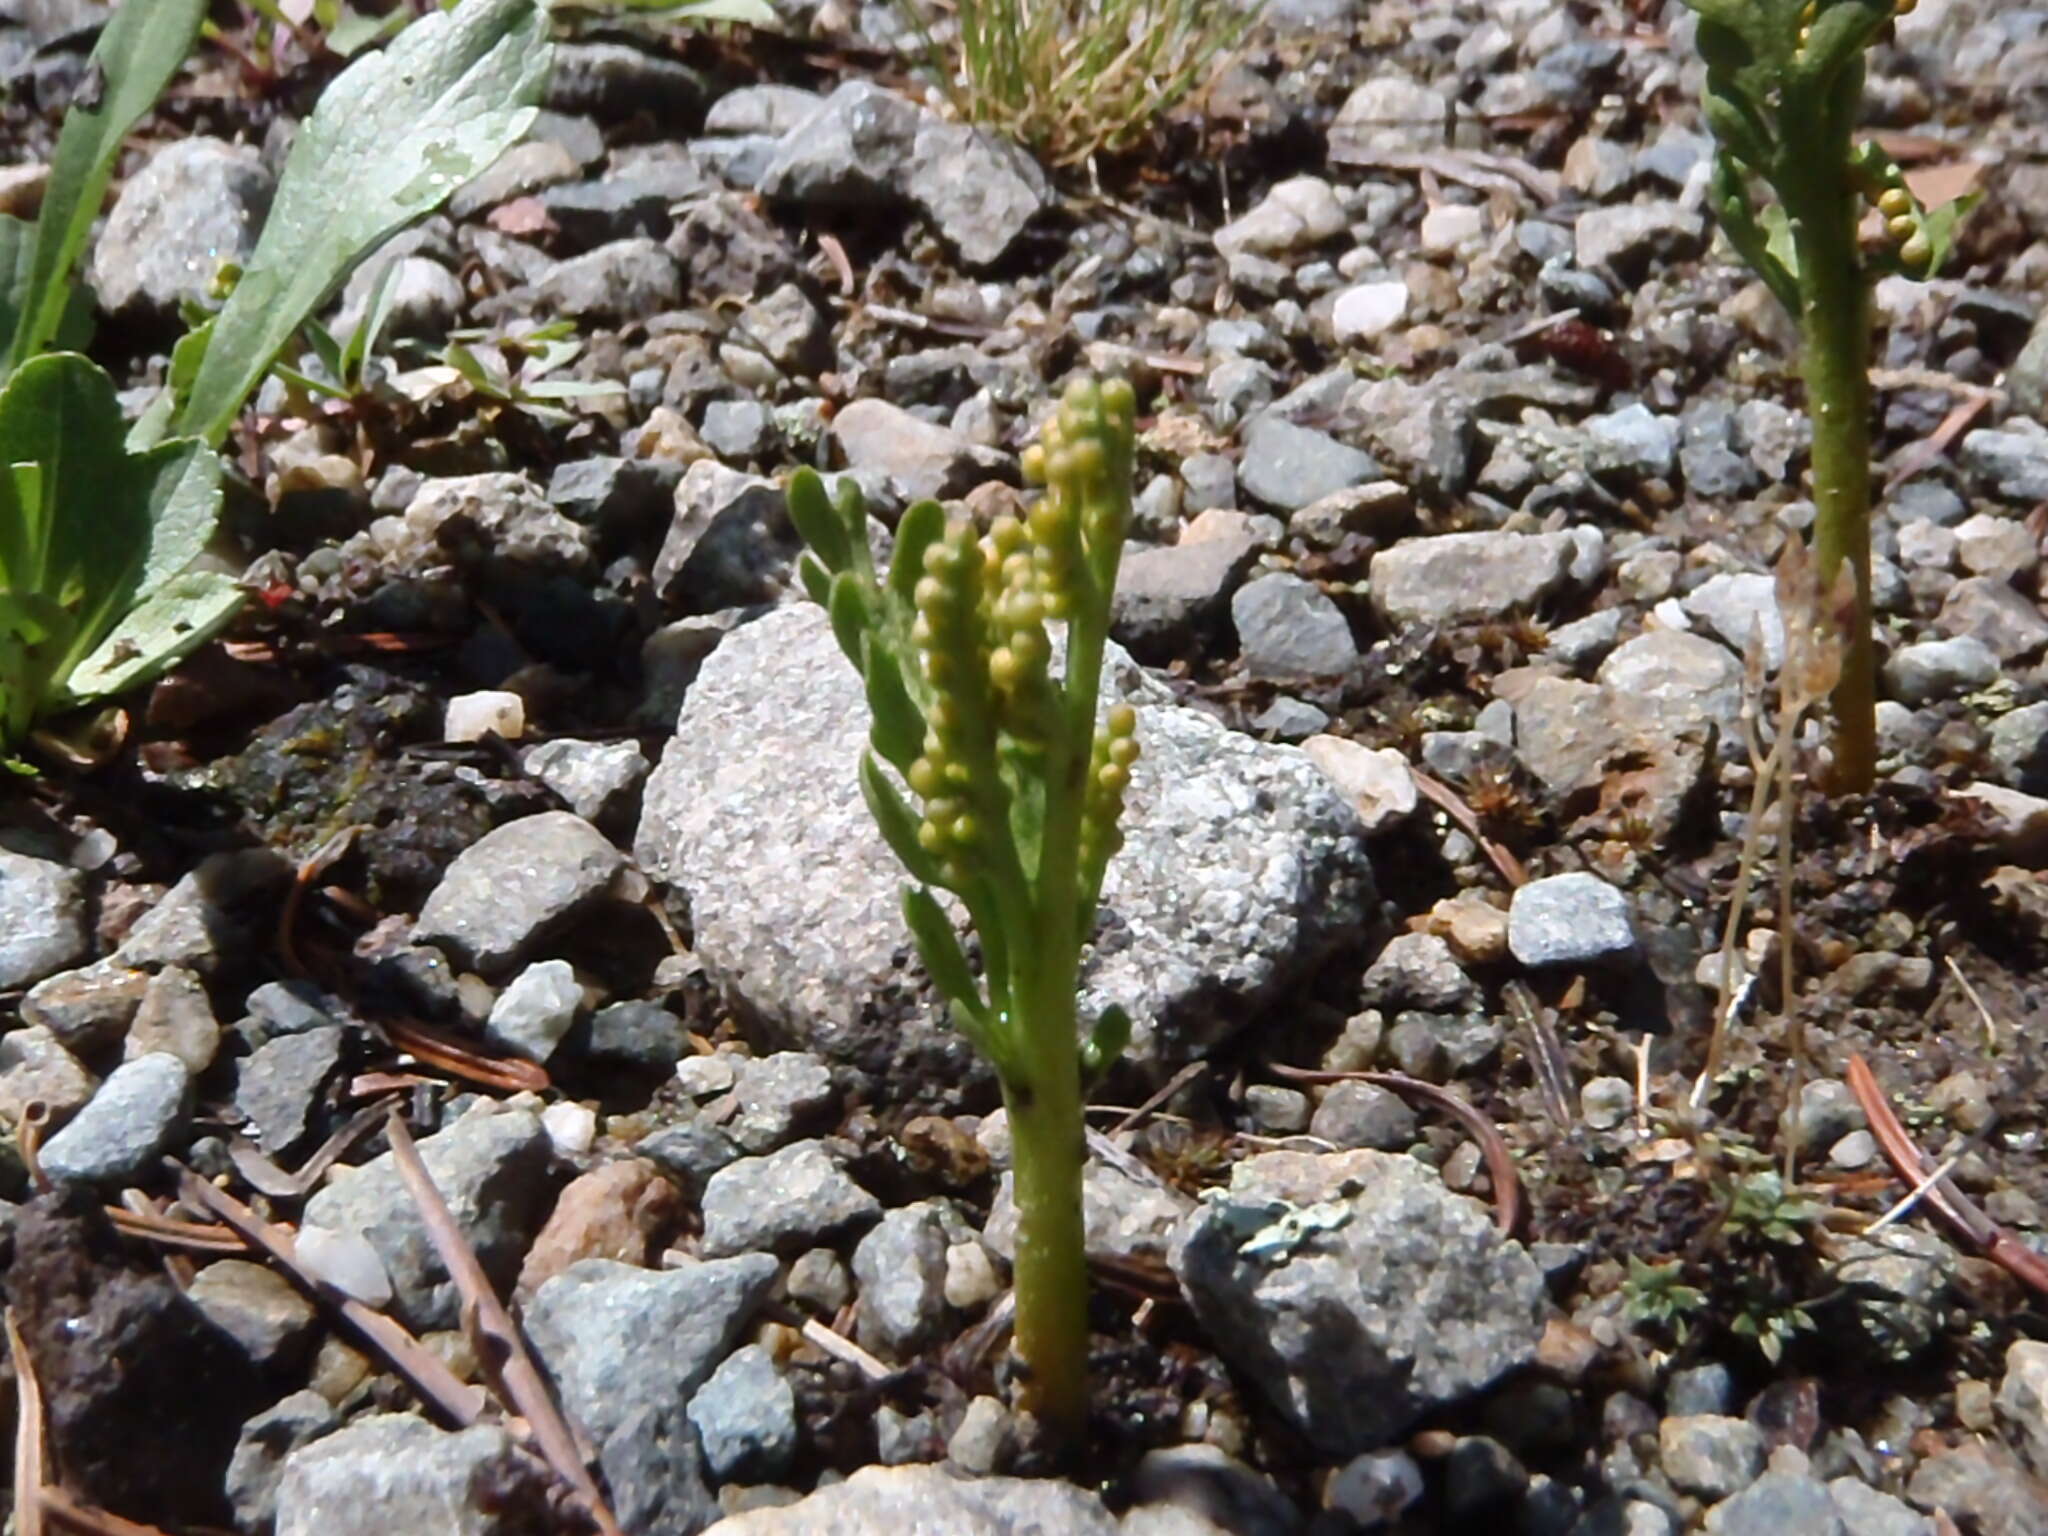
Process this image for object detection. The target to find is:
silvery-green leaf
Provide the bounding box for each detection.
[176,0,551,445]
[61,569,242,704]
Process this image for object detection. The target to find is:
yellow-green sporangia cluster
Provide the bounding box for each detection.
[786,374,1140,1075]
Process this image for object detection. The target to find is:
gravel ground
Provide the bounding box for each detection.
[2,0,2048,1532]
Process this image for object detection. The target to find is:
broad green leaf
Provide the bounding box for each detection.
[860,751,947,889]
[902,885,984,1015]
[176,0,553,445]
[4,0,210,376]
[327,5,409,56]
[787,467,852,572]
[0,353,226,695]
[0,591,76,747]
[0,214,32,366]
[889,499,945,605]
[0,461,46,600]
[62,568,242,704]
[864,652,922,770]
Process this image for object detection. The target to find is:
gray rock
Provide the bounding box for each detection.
[636,1120,743,1198]
[0,1025,94,1127]
[0,850,87,989]
[528,1253,773,1532]
[115,848,292,976]
[1584,404,1680,482]
[1580,1077,1633,1131]
[1886,636,2000,704]
[1661,1414,1765,1499]
[375,472,593,576]
[1239,416,1379,511]
[905,116,1050,266]
[1956,511,2039,582]
[1683,573,1784,671]
[1835,1227,1954,1362]
[547,455,684,541]
[522,738,650,828]
[947,1395,1015,1476]
[706,84,824,136]
[1169,1149,1545,1455]
[1960,426,2048,504]
[91,137,272,317]
[1231,571,1359,679]
[1505,672,1706,837]
[21,961,148,1054]
[38,1052,191,1186]
[545,40,704,121]
[729,1051,837,1153]
[739,281,830,375]
[1360,933,1476,1012]
[633,605,1373,1081]
[226,1390,340,1536]
[187,1258,317,1369]
[1702,1466,1842,1535]
[532,237,682,322]
[1597,630,1744,745]
[985,1149,1190,1269]
[1824,1479,1932,1536]
[1369,531,1577,628]
[700,1139,881,1257]
[1999,1340,2048,1479]
[245,979,346,1038]
[413,812,624,976]
[1329,76,1449,156]
[689,1343,799,1482]
[830,398,1009,504]
[483,960,582,1064]
[303,1105,555,1331]
[1129,1444,1297,1536]
[1793,1079,1865,1153]
[1327,1448,1426,1526]
[695,1463,1139,1534]
[1990,702,2048,794]
[702,398,777,461]
[655,460,799,611]
[761,81,920,207]
[334,254,463,340]
[1509,873,1636,968]
[1547,610,1626,673]
[1112,536,1262,661]
[1309,1079,1417,1151]
[2014,311,2048,422]
[449,138,580,219]
[273,1414,552,1536]
[1936,576,2048,661]
[1574,201,1707,278]
[125,965,221,1074]
[236,1025,345,1155]
[1213,175,1347,258]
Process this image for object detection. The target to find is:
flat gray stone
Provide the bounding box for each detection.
[699,1139,880,1257]
[1239,416,1379,512]
[0,850,88,989]
[413,811,624,976]
[1232,571,1359,679]
[39,1052,191,1186]
[274,1414,551,1536]
[1370,531,1577,629]
[696,1463,1138,1534]
[1508,873,1636,968]
[303,1106,555,1331]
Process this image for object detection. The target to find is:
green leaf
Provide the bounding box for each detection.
[860,751,948,888]
[0,591,75,746]
[1916,190,1980,280]
[828,569,875,673]
[797,551,831,608]
[889,498,945,605]
[3,0,210,377]
[864,650,923,770]
[326,4,408,56]
[176,0,553,445]
[0,214,32,368]
[787,466,852,572]
[901,884,984,1014]
[61,568,242,704]
[1080,1003,1129,1086]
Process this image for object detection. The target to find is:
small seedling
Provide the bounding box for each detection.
[787,376,1142,1435]
[1686,0,1975,792]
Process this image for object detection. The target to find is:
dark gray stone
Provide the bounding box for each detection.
[687,1343,798,1482]
[226,1390,340,1535]
[39,1053,192,1186]
[1231,571,1358,679]
[235,1026,345,1156]
[699,1140,880,1257]
[413,812,624,977]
